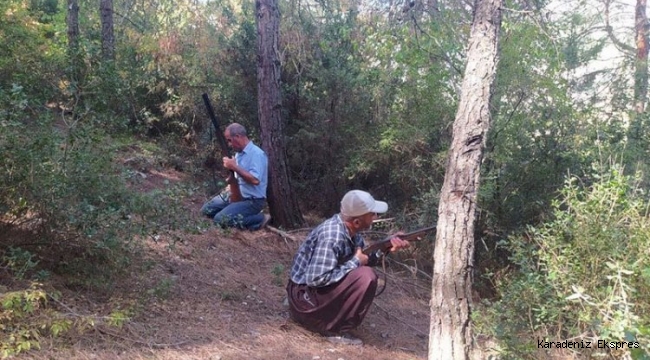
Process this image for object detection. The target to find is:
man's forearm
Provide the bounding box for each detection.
[232,165,260,185]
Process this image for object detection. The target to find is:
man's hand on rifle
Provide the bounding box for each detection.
[363,234,410,267]
[223,157,237,170]
[387,232,410,253]
[222,158,239,186]
[354,247,369,266]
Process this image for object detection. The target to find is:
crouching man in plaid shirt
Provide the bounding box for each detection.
[286,190,410,346]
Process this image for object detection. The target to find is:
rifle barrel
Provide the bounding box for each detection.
[202,93,230,157]
[202,93,243,202]
[363,225,436,255]
[397,225,437,241]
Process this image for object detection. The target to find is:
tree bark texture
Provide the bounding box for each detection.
[634,0,649,114]
[100,0,115,61]
[256,0,305,228]
[66,0,83,112]
[66,0,79,54]
[428,0,502,359]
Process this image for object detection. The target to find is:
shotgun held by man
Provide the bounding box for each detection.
[201,93,242,202]
[362,225,437,256]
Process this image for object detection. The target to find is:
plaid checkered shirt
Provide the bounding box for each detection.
[289,214,366,287]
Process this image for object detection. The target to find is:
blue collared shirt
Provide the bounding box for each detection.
[235,141,268,199]
[290,214,365,287]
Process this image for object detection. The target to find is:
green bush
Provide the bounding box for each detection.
[0,283,134,358]
[475,166,650,359]
[0,79,199,354]
[0,284,75,358]
[0,84,192,286]
[1,248,39,281]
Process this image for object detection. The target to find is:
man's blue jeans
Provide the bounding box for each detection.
[201,194,266,230]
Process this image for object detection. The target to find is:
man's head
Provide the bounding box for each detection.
[224,123,249,152]
[340,190,388,231]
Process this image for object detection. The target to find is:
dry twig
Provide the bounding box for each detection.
[266,225,302,243]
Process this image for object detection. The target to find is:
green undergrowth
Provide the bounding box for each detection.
[0,283,134,359]
[474,166,650,359]
[1,88,200,357]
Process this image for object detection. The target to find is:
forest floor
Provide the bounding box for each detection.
[12,157,496,360]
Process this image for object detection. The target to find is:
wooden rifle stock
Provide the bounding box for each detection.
[363,225,437,255]
[202,93,243,202]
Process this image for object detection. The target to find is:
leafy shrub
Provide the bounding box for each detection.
[1,248,39,281]
[0,283,133,358]
[0,284,67,358]
[0,84,191,287]
[475,166,650,359]
[0,81,196,355]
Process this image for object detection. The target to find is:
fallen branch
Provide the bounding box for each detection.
[266,225,302,243]
[372,217,395,223]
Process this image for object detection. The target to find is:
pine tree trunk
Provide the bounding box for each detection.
[66,0,82,114]
[100,0,115,61]
[66,0,79,57]
[635,0,649,114]
[428,0,502,359]
[256,0,305,228]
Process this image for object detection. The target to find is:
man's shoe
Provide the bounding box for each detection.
[325,333,363,346]
[260,214,271,229]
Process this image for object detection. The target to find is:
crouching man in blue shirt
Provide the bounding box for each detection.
[201,123,270,230]
[287,190,410,345]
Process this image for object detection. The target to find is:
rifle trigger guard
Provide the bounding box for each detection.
[367,249,384,267]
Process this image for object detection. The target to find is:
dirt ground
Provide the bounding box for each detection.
[15,166,448,360]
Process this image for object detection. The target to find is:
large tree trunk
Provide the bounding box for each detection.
[100,0,115,61]
[428,0,502,359]
[256,0,305,228]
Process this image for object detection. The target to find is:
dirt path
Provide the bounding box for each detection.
[27,168,432,360]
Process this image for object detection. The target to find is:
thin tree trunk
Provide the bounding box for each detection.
[256,0,305,228]
[67,0,79,57]
[428,0,503,359]
[66,0,82,115]
[428,0,439,19]
[100,0,115,61]
[634,0,648,114]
